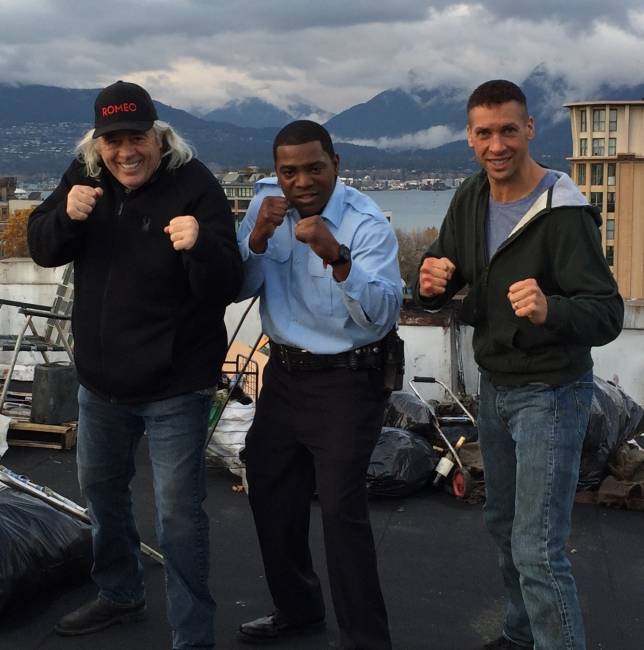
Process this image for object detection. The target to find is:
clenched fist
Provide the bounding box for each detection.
[418,257,456,297]
[164,215,199,251]
[66,185,103,221]
[508,278,548,325]
[294,215,339,263]
[249,196,289,253]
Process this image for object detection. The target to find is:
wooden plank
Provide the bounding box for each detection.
[6,439,68,450]
[9,420,74,433]
[7,420,77,450]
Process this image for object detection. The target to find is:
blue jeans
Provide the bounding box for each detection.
[77,385,215,650]
[478,370,593,650]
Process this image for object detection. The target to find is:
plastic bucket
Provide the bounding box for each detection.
[30,362,79,424]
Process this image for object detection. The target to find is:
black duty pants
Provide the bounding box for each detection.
[244,355,392,650]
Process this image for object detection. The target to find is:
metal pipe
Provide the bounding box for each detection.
[225,296,258,358]
[0,465,164,565]
[408,381,465,470]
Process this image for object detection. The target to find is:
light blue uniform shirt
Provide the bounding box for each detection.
[237,177,402,354]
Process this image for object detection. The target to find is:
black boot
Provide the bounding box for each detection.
[54,595,146,636]
[237,610,325,644]
[483,636,534,649]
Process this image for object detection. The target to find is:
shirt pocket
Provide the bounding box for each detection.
[307,250,335,316]
[264,225,292,263]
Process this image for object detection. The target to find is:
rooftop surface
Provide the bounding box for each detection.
[1,440,643,650]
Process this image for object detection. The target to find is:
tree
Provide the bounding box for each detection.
[395,226,439,289]
[1,209,31,258]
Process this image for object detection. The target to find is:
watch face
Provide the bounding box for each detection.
[331,244,351,267]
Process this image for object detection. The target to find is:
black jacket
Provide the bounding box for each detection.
[415,169,623,386]
[28,157,243,402]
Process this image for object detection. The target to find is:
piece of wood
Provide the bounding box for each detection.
[7,419,77,450]
[9,420,74,433]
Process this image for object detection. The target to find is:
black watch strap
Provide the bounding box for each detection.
[329,244,351,267]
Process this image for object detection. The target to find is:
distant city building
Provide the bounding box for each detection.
[8,198,42,213]
[219,167,268,225]
[565,100,644,299]
[0,177,17,202]
[0,177,18,246]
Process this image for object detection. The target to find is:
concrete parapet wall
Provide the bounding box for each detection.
[2,258,642,406]
[225,299,644,406]
[0,257,66,365]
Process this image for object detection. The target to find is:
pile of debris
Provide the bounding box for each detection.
[366,376,644,508]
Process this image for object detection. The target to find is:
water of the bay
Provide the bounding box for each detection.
[364,189,455,233]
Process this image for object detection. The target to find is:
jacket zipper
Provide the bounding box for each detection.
[101,189,129,402]
[469,181,550,325]
[485,206,552,289]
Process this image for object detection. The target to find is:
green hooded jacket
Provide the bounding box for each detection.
[414,168,624,386]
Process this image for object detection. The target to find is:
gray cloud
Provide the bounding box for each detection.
[426,1,644,29]
[339,125,466,151]
[1,0,430,43]
[1,0,644,118]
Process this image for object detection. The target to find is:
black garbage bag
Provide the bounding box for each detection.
[367,427,439,497]
[0,487,93,613]
[382,391,438,439]
[578,377,644,491]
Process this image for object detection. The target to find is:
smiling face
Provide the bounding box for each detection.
[466,100,534,186]
[98,128,162,190]
[275,140,339,217]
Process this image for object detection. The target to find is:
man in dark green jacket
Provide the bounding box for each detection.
[416,80,623,650]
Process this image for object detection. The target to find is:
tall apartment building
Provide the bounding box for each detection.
[565,100,644,299]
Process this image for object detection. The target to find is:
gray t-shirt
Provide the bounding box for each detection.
[486,171,558,258]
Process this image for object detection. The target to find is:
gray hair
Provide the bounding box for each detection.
[75,121,194,178]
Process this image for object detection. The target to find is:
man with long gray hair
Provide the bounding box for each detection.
[28,80,242,650]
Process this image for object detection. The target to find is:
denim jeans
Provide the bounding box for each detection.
[77,385,215,650]
[478,370,593,650]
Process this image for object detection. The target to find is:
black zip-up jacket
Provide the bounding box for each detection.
[28,157,243,403]
[414,169,623,386]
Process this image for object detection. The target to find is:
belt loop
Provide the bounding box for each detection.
[283,346,292,372]
[275,343,291,372]
[348,347,359,370]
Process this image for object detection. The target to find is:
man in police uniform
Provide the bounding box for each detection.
[236,120,401,650]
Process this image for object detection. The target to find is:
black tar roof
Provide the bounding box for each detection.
[1,439,643,650]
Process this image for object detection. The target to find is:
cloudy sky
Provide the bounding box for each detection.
[2,0,644,116]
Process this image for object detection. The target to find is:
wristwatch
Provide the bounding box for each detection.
[329,244,351,267]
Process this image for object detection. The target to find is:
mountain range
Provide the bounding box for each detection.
[2,65,644,178]
[202,97,333,128]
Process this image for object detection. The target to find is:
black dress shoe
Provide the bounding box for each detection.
[483,636,534,649]
[54,595,146,636]
[237,610,325,644]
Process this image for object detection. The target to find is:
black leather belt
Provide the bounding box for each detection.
[270,340,384,372]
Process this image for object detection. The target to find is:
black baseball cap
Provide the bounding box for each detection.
[93,81,159,139]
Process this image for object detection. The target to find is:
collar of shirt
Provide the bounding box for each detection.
[317,178,344,228]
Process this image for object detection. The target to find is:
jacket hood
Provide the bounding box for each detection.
[549,169,602,227]
[472,167,602,230]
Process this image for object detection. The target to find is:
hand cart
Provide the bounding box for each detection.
[409,376,476,499]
